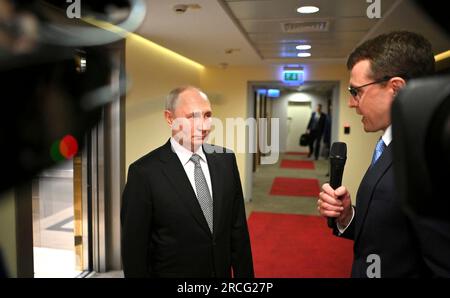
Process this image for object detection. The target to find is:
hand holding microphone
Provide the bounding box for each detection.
[317,142,353,228]
[319,183,352,229]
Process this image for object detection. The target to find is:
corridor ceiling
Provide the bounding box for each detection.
[138,0,450,67]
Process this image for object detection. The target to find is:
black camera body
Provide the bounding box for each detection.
[392,75,450,219]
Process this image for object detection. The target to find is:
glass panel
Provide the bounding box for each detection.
[32,160,81,278]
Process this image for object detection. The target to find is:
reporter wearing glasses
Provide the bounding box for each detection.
[317,31,449,277]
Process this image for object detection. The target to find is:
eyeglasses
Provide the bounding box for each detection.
[348,76,393,99]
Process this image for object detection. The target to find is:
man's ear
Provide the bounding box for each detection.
[164,110,173,127]
[391,77,406,96]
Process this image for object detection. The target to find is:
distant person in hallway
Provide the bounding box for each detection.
[121,86,254,278]
[306,104,327,160]
[317,31,449,277]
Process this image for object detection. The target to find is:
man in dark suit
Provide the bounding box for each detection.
[317,31,439,277]
[121,86,254,278]
[306,104,327,160]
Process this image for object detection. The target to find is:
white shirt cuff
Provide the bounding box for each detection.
[337,206,355,235]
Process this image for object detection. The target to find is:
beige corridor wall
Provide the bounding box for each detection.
[125,35,382,202]
[201,64,382,201]
[125,35,204,169]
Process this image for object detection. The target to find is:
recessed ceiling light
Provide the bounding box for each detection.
[296,45,312,50]
[297,6,320,14]
[297,52,311,57]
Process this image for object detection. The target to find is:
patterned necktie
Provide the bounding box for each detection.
[190,154,213,233]
[371,138,386,166]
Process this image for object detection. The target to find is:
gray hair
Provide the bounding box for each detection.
[165,86,208,111]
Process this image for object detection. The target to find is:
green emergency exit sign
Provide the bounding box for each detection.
[284,71,299,81]
[283,70,304,84]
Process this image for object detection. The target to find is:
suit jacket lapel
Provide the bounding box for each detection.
[354,143,393,244]
[203,144,224,239]
[159,140,212,236]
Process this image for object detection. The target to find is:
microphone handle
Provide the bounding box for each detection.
[327,216,335,228]
[327,164,344,228]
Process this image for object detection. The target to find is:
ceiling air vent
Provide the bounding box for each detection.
[281,21,329,33]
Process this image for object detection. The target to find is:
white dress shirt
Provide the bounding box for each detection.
[337,125,392,234]
[170,137,213,200]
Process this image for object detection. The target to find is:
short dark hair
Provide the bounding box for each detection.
[347,31,435,81]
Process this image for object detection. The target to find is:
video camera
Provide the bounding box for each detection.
[392,75,450,219]
[0,0,145,192]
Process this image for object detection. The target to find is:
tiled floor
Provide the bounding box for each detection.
[34,247,81,278]
[91,271,124,278]
[246,153,328,218]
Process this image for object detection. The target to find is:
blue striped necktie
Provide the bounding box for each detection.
[371,138,386,166]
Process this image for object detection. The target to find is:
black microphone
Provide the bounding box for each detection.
[327,142,347,228]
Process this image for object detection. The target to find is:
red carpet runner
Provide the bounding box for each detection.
[248,212,353,277]
[280,159,315,169]
[270,177,320,197]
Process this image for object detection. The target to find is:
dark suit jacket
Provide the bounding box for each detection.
[121,140,254,278]
[307,112,327,136]
[334,143,430,277]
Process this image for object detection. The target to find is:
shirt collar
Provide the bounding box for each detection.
[382,125,392,146]
[170,137,207,166]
